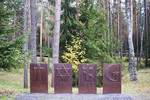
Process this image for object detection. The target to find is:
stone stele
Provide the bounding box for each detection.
[54,63,72,94]
[103,63,122,94]
[30,63,48,93]
[78,63,97,94]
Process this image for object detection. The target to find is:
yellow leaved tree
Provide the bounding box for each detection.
[62,35,87,86]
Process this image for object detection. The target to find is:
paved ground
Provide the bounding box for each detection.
[15,93,149,100]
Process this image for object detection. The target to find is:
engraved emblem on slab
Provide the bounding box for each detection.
[56,64,71,81]
[82,64,94,81]
[105,64,120,82]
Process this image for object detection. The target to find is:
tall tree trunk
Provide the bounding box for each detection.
[110,0,113,57]
[28,0,31,32]
[51,0,61,87]
[13,0,16,40]
[126,0,137,81]
[139,0,143,63]
[145,0,148,67]
[48,1,50,74]
[98,0,101,11]
[106,0,110,55]
[76,0,79,20]
[117,0,120,55]
[40,0,43,62]
[23,0,28,88]
[103,0,105,10]
[135,0,139,66]
[120,0,123,59]
[30,0,37,63]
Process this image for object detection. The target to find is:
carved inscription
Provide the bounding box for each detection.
[78,63,97,94]
[103,63,121,94]
[33,66,45,81]
[54,63,72,94]
[82,64,94,81]
[56,64,71,81]
[106,64,120,82]
[30,63,48,93]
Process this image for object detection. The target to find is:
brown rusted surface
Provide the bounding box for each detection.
[30,63,48,93]
[54,63,72,94]
[103,63,122,94]
[78,63,97,94]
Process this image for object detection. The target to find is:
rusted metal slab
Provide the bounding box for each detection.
[30,63,48,93]
[103,63,122,94]
[78,63,97,94]
[54,63,72,94]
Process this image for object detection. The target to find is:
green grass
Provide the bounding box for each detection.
[0,57,150,99]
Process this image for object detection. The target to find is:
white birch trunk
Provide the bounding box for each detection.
[126,0,137,81]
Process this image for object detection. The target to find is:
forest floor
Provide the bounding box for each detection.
[0,57,150,100]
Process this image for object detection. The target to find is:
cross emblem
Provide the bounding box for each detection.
[82,64,93,81]
[34,64,44,81]
[56,64,70,81]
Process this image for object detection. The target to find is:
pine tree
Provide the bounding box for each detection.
[51,0,61,87]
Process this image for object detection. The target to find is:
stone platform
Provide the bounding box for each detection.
[15,93,146,100]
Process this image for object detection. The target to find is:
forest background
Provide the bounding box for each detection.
[0,0,150,99]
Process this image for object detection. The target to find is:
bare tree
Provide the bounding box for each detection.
[30,0,37,63]
[13,0,16,40]
[120,0,123,59]
[144,0,148,67]
[23,0,28,88]
[76,0,79,20]
[126,0,137,81]
[139,0,144,63]
[103,0,105,10]
[135,0,139,66]
[40,0,44,62]
[98,0,101,11]
[117,0,120,55]
[51,0,61,87]
[47,1,50,73]
[28,0,31,31]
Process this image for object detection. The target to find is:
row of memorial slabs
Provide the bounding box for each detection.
[30,63,121,94]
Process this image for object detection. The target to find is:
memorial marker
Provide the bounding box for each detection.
[78,63,97,94]
[54,63,72,94]
[103,63,122,94]
[30,63,48,93]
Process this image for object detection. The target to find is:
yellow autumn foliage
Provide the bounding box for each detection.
[62,35,87,72]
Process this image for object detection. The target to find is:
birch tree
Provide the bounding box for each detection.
[126,0,137,81]
[51,0,61,87]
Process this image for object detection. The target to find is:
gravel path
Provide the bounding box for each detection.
[15,93,148,100]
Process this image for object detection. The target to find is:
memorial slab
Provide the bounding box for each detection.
[30,63,48,93]
[103,63,122,94]
[54,63,72,94]
[78,63,97,94]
